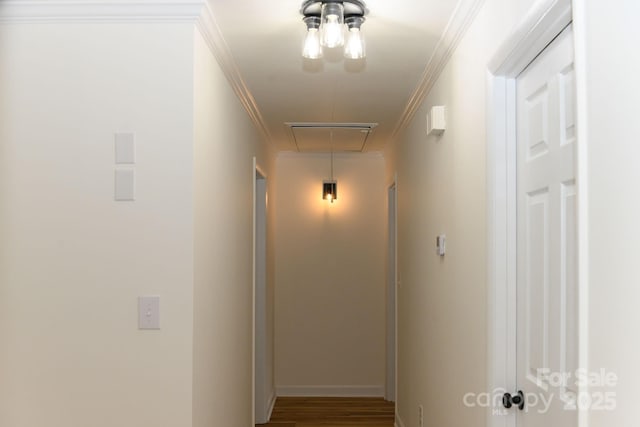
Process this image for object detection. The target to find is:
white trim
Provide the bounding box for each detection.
[276,385,385,397]
[570,1,589,425]
[485,1,574,427]
[195,4,272,143]
[386,179,398,402]
[485,72,517,427]
[396,413,407,427]
[0,1,273,145]
[266,389,277,422]
[0,0,206,22]
[391,0,485,139]
[488,0,573,76]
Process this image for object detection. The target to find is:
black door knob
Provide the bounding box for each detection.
[502,390,525,410]
[502,392,512,409]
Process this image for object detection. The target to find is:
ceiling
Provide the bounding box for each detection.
[207,0,477,152]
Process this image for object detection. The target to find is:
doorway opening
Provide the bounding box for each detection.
[486,1,587,426]
[254,162,273,424]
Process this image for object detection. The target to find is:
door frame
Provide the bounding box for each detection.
[386,178,398,402]
[253,158,271,424]
[485,0,589,426]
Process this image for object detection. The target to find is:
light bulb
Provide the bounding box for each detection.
[302,28,322,59]
[321,2,344,48]
[344,27,365,59]
[323,15,343,48]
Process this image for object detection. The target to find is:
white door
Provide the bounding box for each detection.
[515,24,577,425]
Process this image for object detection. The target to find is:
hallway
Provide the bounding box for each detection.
[1,1,640,427]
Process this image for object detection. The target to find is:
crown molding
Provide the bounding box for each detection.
[391,0,486,140]
[0,1,273,144]
[195,4,272,143]
[0,1,207,22]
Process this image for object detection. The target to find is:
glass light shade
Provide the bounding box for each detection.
[302,28,322,59]
[323,181,337,202]
[344,27,365,59]
[320,2,344,48]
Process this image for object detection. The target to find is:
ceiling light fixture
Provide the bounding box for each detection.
[301,0,368,60]
[323,150,337,203]
[323,179,337,202]
[323,132,338,203]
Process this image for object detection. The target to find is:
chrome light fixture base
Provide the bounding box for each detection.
[300,0,367,18]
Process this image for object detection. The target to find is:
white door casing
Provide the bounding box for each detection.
[515,24,577,425]
[485,1,588,427]
[386,181,397,402]
[254,163,270,424]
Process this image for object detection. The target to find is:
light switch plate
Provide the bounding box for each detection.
[114,169,135,201]
[138,296,160,330]
[115,132,135,164]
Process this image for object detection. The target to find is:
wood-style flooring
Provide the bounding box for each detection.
[257,396,395,427]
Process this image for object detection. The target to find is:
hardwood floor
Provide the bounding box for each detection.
[257,397,395,427]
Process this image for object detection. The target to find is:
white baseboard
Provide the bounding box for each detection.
[276,385,385,397]
[396,412,406,427]
[267,389,277,421]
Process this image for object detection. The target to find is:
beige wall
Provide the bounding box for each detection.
[274,153,386,395]
[0,20,275,427]
[387,0,535,425]
[0,23,195,427]
[192,29,274,427]
[389,1,640,426]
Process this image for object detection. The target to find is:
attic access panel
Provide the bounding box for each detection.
[286,123,378,152]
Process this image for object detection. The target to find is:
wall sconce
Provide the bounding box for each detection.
[323,180,337,202]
